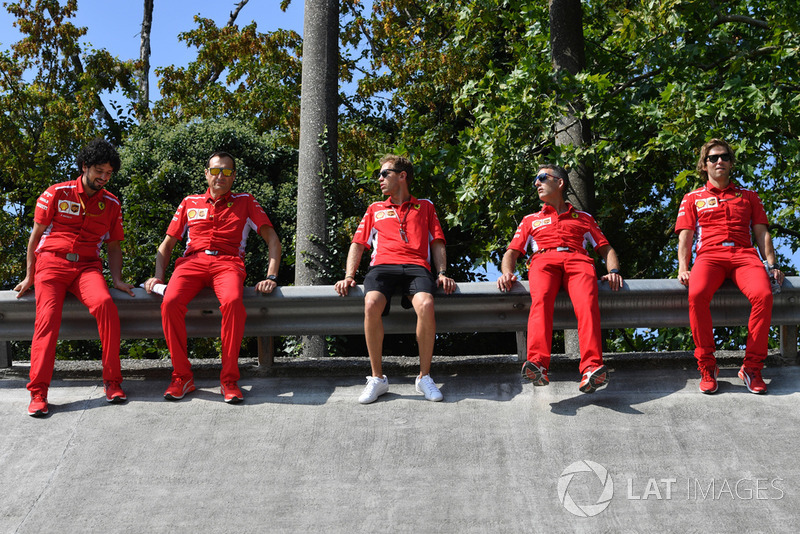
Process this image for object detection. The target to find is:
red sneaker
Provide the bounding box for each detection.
[103,381,127,403]
[738,366,767,394]
[164,377,196,400]
[221,381,244,404]
[28,393,49,417]
[521,361,549,386]
[699,365,719,394]
[579,365,609,393]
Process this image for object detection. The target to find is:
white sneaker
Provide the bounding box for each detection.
[415,374,443,402]
[358,375,389,404]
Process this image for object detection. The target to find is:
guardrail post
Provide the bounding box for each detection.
[257,336,274,369]
[515,331,526,362]
[1,341,11,368]
[779,325,798,364]
[564,329,579,356]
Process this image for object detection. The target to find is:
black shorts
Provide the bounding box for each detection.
[363,264,437,316]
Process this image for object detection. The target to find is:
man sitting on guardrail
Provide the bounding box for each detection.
[143,151,281,404]
[676,138,784,395]
[15,139,136,417]
[497,164,622,393]
[334,154,456,404]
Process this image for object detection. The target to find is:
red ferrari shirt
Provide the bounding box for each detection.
[507,203,609,257]
[352,196,446,270]
[167,189,273,258]
[34,177,124,258]
[674,181,768,253]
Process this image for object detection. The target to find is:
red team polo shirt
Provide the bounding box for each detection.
[507,203,609,258]
[167,189,273,258]
[34,178,124,258]
[352,196,446,270]
[674,181,768,253]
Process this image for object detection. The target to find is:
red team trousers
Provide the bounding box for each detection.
[526,251,604,374]
[161,254,247,383]
[688,247,772,370]
[28,253,122,394]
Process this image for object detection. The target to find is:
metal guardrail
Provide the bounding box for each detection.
[1,278,798,367]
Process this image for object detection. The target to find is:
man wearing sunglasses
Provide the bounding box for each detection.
[497,164,622,393]
[15,139,135,416]
[335,154,456,404]
[144,151,282,404]
[675,138,784,395]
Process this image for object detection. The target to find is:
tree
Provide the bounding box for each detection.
[0,0,138,287]
[295,0,340,358]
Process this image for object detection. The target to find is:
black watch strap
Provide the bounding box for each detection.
[266,274,278,281]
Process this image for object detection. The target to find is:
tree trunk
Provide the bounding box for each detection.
[296,0,339,358]
[137,0,154,120]
[549,0,593,214]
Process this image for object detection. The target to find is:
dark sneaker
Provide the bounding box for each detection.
[103,381,127,403]
[221,381,244,404]
[521,361,549,386]
[164,377,196,400]
[699,365,719,394]
[28,393,49,417]
[579,365,609,393]
[738,366,767,394]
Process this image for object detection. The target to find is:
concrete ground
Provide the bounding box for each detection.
[1,357,799,533]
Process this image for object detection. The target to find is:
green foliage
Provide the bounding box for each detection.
[348,0,800,279]
[152,17,302,144]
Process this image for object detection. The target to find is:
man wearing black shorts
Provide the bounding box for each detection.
[335,155,456,404]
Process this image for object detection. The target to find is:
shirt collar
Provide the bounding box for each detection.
[541,202,574,216]
[385,195,418,208]
[204,188,233,203]
[706,180,737,194]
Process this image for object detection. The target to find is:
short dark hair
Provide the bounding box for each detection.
[207,151,236,170]
[539,164,570,192]
[697,138,735,179]
[379,154,414,185]
[77,138,121,173]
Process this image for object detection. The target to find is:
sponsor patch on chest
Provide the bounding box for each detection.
[374,209,399,221]
[187,208,209,221]
[532,217,552,229]
[695,197,718,210]
[58,200,81,215]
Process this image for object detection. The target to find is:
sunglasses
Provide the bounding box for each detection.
[378,169,401,178]
[535,172,559,183]
[705,154,732,163]
[208,167,234,176]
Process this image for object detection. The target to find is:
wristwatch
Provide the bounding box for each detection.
[438,270,447,276]
[609,269,620,275]
[266,275,277,282]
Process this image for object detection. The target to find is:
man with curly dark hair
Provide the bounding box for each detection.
[15,138,135,417]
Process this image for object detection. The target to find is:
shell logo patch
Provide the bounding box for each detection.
[695,197,718,210]
[58,200,81,215]
[187,208,209,221]
[532,217,552,229]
